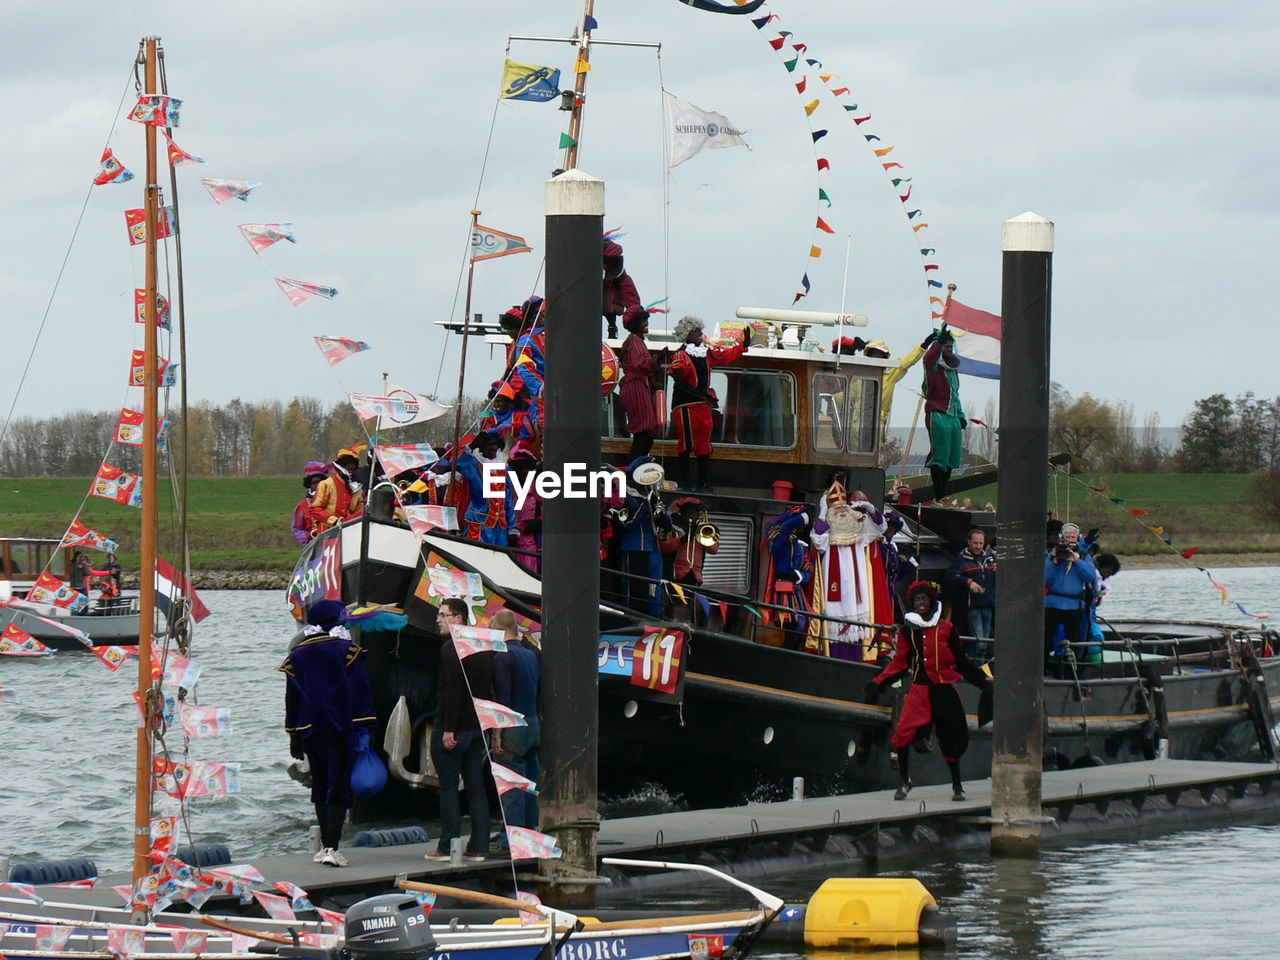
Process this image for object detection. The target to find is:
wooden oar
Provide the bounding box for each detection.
[199,915,293,945]
[397,880,531,914]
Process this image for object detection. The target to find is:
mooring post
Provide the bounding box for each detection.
[539,169,604,907]
[991,211,1054,857]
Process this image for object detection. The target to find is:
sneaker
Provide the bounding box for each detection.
[463,852,487,863]
[952,789,967,802]
[318,847,348,868]
[312,849,327,863]
[424,849,451,862]
[893,782,912,801]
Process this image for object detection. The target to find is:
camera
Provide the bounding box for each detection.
[1053,544,1074,562]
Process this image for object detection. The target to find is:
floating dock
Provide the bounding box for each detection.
[31,758,1280,910]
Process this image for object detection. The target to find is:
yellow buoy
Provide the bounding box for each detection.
[803,877,937,949]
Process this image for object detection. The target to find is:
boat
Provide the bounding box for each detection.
[0,537,142,648]
[280,5,1280,815]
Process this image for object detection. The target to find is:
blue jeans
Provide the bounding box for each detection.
[967,607,994,662]
[496,723,541,836]
[430,729,489,856]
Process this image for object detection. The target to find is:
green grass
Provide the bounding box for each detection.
[961,473,1279,556]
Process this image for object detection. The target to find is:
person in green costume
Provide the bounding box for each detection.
[921,325,965,502]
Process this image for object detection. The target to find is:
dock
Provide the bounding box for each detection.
[37,758,1280,910]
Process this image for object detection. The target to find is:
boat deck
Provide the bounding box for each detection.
[31,758,1280,912]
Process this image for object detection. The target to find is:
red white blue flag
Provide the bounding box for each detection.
[92,462,143,508]
[943,298,1001,379]
[129,94,182,127]
[92,147,134,185]
[505,825,562,861]
[162,134,205,167]
[156,556,211,622]
[59,519,119,553]
[238,222,296,253]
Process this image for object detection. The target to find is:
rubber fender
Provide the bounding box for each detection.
[8,858,98,885]
[803,877,936,949]
[174,843,232,868]
[351,826,429,848]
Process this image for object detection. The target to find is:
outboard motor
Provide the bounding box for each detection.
[344,894,436,960]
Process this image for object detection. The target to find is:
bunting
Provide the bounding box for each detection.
[178,703,232,739]
[0,623,52,657]
[25,571,88,612]
[124,206,174,245]
[92,148,134,185]
[471,697,527,731]
[505,825,563,860]
[200,178,259,204]
[128,349,177,387]
[162,134,205,167]
[404,504,459,535]
[238,222,296,253]
[129,94,182,127]
[314,335,370,366]
[59,519,119,553]
[491,760,538,795]
[470,223,532,262]
[375,442,438,476]
[134,288,171,329]
[116,408,171,448]
[91,462,143,508]
[450,623,508,658]
[275,276,338,306]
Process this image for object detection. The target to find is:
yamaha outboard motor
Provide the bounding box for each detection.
[344,895,436,960]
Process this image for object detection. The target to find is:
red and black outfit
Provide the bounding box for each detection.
[619,331,659,458]
[872,589,989,799]
[603,240,644,338]
[669,334,745,489]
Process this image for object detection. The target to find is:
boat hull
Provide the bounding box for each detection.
[0,601,142,649]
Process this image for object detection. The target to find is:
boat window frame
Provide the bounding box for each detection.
[844,375,880,456]
[811,371,849,454]
[703,367,799,451]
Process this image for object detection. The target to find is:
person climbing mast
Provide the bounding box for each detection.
[921,324,965,502]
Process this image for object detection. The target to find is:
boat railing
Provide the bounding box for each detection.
[92,595,140,617]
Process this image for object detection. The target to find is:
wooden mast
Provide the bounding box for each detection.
[561,0,597,170]
[131,35,161,902]
[444,209,482,505]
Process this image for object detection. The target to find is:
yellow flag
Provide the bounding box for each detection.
[670,582,686,604]
[574,57,591,74]
[803,99,820,116]
[500,60,563,102]
[809,245,823,258]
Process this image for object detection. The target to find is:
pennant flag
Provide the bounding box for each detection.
[818,187,831,206]
[664,91,749,168]
[0,623,52,657]
[500,60,562,102]
[93,148,134,185]
[238,222,296,253]
[0,881,46,905]
[803,99,820,116]
[584,14,599,30]
[200,178,259,204]
[156,556,212,623]
[314,335,371,366]
[505,825,562,860]
[376,442,438,476]
[273,880,315,914]
[816,216,835,233]
[128,350,177,388]
[943,298,1002,379]
[792,272,811,305]
[1181,547,1200,560]
[129,94,181,127]
[35,924,75,952]
[316,908,346,935]
[817,158,830,171]
[91,462,143,508]
[183,760,241,799]
[1236,602,1271,621]
[348,386,449,426]
[450,623,508,658]
[471,697,527,731]
[59,519,118,553]
[491,760,538,795]
[1146,524,1165,535]
[53,878,98,890]
[170,931,209,953]
[116,408,170,448]
[276,276,338,306]
[1129,508,1150,517]
[252,890,297,922]
[124,206,174,245]
[573,57,591,74]
[470,223,532,263]
[162,134,205,167]
[26,571,88,612]
[149,815,178,854]
[134,288,171,329]
[178,702,232,739]
[559,132,578,149]
[811,128,826,142]
[809,245,822,258]
[404,504,459,536]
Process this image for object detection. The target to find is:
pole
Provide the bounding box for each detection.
[991,211,1054,857]
[445,211,482,505]
[562,0,597,170]
[540,169,604,907]
[132,35,160,907]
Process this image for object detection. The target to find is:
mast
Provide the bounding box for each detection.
[131,35,161,903]
[445,209,482,503]
[561,0,597,170]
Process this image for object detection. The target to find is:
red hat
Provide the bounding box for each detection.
[907,580,940,604]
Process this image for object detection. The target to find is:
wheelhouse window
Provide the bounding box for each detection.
[812,372,847,452]
[846,377,879,455]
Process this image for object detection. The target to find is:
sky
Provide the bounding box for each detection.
[1,0,1277,434]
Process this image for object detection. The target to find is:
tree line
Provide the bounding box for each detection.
[0,396,486,478]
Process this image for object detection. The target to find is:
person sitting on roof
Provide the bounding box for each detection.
[669,316,747,493]
[293,460,329,544]
[313,448,365,528]
[602,236,646,340]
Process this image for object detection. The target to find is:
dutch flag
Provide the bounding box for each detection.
[155,556,211,623]
[944,298,1001,380]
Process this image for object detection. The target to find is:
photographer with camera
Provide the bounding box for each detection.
[1043,521,1097,672]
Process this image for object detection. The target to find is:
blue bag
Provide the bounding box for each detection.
[350,727,388,798]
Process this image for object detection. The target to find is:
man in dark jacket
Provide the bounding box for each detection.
[283,599,376,867]
[944,527,996,662]
[427,597,494,862]
[490,609,540,835]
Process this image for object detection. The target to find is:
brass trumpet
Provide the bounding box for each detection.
[695,512,719,548]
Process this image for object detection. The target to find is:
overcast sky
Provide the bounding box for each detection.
[2,0,1277,434]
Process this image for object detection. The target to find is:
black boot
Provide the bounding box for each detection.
[947,759,965,801]
[893,748,912,800]
[696,454,712,493]
[628,431,654,459]
[676,453,691,490]
[929,466,951,502]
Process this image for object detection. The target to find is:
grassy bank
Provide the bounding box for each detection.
[4,473,1276,573]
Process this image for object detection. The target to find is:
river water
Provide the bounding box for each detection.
[1,567,1276,958]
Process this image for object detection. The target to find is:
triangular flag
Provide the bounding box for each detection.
[559,132,578,149]
[816,217,835,233]
[200,178,259,204]
[275,277,338,306]
[238,223,296,254]
[163,134,205,167]
[803,99,820,116]
[92,148,134,185]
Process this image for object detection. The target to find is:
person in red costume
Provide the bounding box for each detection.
[618,310,664,459]
[867,580,991,802]
[293,460,328,544]
[602,237,646,340]
[668,315,746,492]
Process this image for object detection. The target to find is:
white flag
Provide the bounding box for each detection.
[349,385,450,427]
[664,90,749,168]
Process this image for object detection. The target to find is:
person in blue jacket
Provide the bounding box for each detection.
[944,527,997,663]
[618,457,668,616]
[1043,522,1097,671]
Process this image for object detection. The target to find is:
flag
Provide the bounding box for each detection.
[499,60,562,102]
[91,462,143,508]
[200,178,259,204]
[273,881,315,914]
[943,298,1001,379]
[150,815,177,855]
[35,924,75,952]
[491,760,537,795]
[630,627,683,695]
[134,288,171,329]
[376,442,438,476]
[129,94,182,127]
[276,276,338,306]
[0,881,46,905]
[128,349,176,387]
[59,519,118,553]
[470,224,532,262]
[93,147,134,185]
[516,891,542,926]
[505,825,562,861]
[53,878,98,890]
[471,697,527,731]
[183,760,241,798]
[252,890,297,922]
[348,386,449,426]
[314,336,371,366]
[124,206,174,245]
[450,623,508,658]
[26,571,88,612]
[688,935,726,960]
[404,504,458,536]
[238,222,296,253]
[316,908,346,935]
[156,556,212,623]
[115,408,170,449]
[664,90,749,168]
[0,623,52,657]
[92,645,139,672]
[162,134,204,167]
[178,702,232,738]
[0,685,21,703]
[425,566,484,601]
